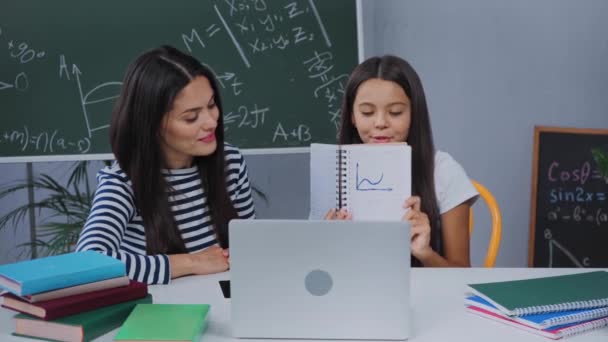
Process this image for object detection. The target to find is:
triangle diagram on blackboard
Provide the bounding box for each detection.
[548,239,584,267]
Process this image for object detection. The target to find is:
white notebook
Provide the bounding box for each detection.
[309,143,411,221]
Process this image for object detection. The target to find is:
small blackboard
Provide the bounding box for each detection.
[529,126,608,267]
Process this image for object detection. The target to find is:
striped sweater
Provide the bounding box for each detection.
[76,144,255,284]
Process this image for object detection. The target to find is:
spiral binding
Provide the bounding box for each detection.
[544,306,608,328]
[513,298,608,316]
[335,148,349,209]
[558,316,608,338]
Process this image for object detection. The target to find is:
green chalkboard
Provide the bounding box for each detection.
[0,0,358,160]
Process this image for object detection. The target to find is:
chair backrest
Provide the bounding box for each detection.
[469,180,502,267]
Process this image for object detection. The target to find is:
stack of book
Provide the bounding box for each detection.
[0,251,150,342]
[465,271,608,339]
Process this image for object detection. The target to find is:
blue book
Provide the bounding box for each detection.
[465,295,608,330]
[0,251,126,296]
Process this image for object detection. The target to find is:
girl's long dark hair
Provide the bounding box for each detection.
[338,55,442,265]
[110,45,237,254]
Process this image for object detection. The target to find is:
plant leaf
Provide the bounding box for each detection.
[0,160,95,256]
[592,148,608,178]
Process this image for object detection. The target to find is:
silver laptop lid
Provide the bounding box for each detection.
[230,219,410,340]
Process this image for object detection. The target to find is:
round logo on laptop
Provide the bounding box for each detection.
[305,269,333,296]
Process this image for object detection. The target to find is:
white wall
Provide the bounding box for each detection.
[0,163,31,264]
[0,161,105,264]
[361,0,608,266]
[0,155,309,265]
[245,153,310,219]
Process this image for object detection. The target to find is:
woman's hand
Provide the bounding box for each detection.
[324,208,352,220]
[189,246,230,274]
[222,248,230,264]
[402,196,433,260]
[169,245,229,279]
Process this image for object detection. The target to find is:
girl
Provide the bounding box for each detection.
[76,46,255,284]
[328,55,477,267]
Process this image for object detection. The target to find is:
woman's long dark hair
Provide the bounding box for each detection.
[110,45,237,254]
[338,55,442,265]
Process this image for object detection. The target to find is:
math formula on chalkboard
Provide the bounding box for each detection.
[529,126,608,268]
[0,0,359,160]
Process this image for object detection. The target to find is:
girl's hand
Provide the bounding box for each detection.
[324,208,352,220]
[402,196,433,259]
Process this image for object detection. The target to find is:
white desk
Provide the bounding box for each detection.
[1,268,607,341]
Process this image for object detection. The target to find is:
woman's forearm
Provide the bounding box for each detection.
[168,254,194,279]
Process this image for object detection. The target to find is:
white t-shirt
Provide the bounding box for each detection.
[434,150,479,214]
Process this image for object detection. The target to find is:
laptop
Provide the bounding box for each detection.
[229,219,410,340]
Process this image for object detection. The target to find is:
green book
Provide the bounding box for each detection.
[13,294,153,342]
[114,304,210,342]
[468,271,608,316]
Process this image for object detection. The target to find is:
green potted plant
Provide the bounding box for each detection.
[0,161,100,257]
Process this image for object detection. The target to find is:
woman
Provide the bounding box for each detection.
[76,46,255,284]
[328,55,477,267]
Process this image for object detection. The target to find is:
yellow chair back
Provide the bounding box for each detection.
[469,180,502,267]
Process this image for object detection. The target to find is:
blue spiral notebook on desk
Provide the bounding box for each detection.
[466,302,608,340]
[465,295,608,330]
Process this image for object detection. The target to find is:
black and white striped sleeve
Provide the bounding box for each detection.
[225,145,255,219]
[75,172,171,285]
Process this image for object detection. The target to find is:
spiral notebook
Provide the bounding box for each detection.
[309,143,411,221]
[465,295,608,330]
[467,271,608,316]
[466,304,608,340]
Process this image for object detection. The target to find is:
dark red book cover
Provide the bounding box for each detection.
[1,280,147,320]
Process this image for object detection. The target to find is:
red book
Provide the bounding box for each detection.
[1,280,147,320]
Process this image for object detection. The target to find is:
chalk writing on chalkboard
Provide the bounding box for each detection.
[529,126,608,268]
[0,0,359,159]
[543,228,590,267]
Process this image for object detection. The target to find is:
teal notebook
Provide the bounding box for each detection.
[114,304,210,342]
[0,251,126,296]
[468,271,608,316]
